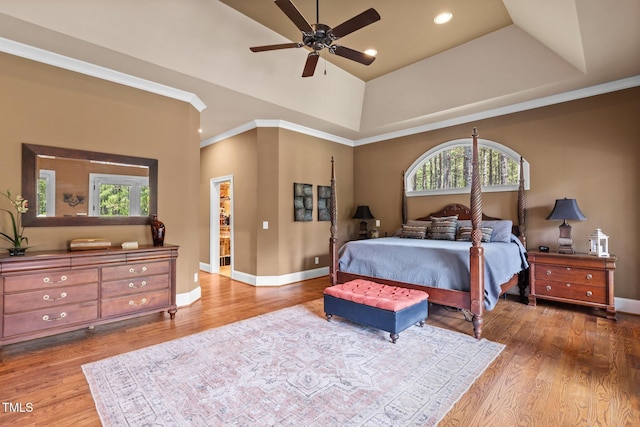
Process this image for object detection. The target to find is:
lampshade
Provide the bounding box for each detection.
[546,198,587,221]
[352,205,375,220]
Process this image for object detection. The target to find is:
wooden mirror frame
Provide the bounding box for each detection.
[22,143,158,227]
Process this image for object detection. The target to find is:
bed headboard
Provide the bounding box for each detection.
[416,203,501,222]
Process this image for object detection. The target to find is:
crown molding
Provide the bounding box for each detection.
[0,37,206,112]
[200,119,354,148]
[353,75,640,146]
[205,75,640,148]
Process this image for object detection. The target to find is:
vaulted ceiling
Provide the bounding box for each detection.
[0,1,639,144]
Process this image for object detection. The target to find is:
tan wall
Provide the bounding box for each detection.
[355,87,640,300]
[199,129,259,275]
[199,127,354,278]
[0,52,201,296]
[277,129,354,275]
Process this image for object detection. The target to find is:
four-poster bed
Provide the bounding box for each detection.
[328,128,527,339]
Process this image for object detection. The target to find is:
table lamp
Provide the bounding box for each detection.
[546,198,586,254]
[352,205,375,239]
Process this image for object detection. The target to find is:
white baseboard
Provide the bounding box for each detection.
[233,267,329,286]
[614,297,640,316]
[176,285,202,307]
[199,262,213,273]
[199,263,329,286]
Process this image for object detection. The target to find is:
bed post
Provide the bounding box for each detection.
[517,156,528,300]
[469,128,485,339]
[329,157,338,287]
[402,171,408,225]
[518,156,526,247]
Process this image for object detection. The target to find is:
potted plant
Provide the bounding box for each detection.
[1,190,29,255]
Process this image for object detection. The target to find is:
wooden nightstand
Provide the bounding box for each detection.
[528,251,616,319]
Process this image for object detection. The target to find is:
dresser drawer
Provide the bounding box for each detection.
[3,301,98,337]
[101,275,169,299]
[3,268,99,293]
[536,280,607,304]
[101,261,170,281]
[4,283,98,314]
[534,265,606,287]
[101,290,170,318]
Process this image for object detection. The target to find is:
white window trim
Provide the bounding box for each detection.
[88,173,149,217]
[38,169,56,217]
[405,138,530,197]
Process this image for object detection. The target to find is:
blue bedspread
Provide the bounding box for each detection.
[338,235,528,310]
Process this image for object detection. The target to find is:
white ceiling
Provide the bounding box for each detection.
[0,0,639,145]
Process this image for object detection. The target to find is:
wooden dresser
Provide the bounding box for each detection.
[0,245,178,346]
[527,251,616,319]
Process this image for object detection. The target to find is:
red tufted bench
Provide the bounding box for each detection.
[323,279,429,343]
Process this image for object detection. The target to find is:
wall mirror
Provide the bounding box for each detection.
[22,143,158,227]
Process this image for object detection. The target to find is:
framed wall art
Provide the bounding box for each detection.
[294,183,313,221]
[317,185,331,221]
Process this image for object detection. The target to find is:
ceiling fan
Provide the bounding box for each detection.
[249,0,381,77]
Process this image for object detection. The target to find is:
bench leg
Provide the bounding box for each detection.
[326,313,333,321]
[390,333,399,344]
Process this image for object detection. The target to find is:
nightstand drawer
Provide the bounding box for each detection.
[534,265,606,287]
[536,280,606,304]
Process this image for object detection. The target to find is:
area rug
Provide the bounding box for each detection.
[82,299,504,426]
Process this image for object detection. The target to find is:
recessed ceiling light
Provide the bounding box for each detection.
[434,12,453,25]
[364,49,377,57]
[198,128,203,133]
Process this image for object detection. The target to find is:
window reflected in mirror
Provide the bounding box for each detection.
[22,143,157,227]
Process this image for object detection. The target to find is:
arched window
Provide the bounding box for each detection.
[406,139,529,197]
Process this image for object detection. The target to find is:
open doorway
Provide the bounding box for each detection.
[210,176,233,277]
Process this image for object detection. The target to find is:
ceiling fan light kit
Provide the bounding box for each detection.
[249,0,381,77]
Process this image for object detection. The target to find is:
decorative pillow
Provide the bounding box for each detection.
[401,225,427,239]
[405,219,431,229]
[457,219,513,243]
[456,226,493,243]
[427,215,458,240]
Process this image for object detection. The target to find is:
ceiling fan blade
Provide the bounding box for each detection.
[275,0,313,33]
[250,43,303,52]
[329,45,376,65]
[302,52,320,77]
[330,8,380,39]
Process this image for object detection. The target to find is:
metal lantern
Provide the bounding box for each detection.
[588,229,609,257]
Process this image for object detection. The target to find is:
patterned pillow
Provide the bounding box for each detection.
[401,225,427,239]
[457,220,513,243]
[405,219,431,229]
[427,216,458,240]
[456,226,493,243]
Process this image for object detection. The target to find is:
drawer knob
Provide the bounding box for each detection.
[42,312,67,322]
[565,283,571,287]
[128,281,147,288]
[43,275,67,284]
[128,298,148,306]
[43,292,68,301]
[586,274,593,280]
[586,291,593,297]
[546,285,552,291]
[129,266,148,274]
[546,270,552,276]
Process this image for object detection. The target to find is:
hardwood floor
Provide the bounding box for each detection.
[0,272,638,426]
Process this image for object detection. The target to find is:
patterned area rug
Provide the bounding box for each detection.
[83,299,504,426]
